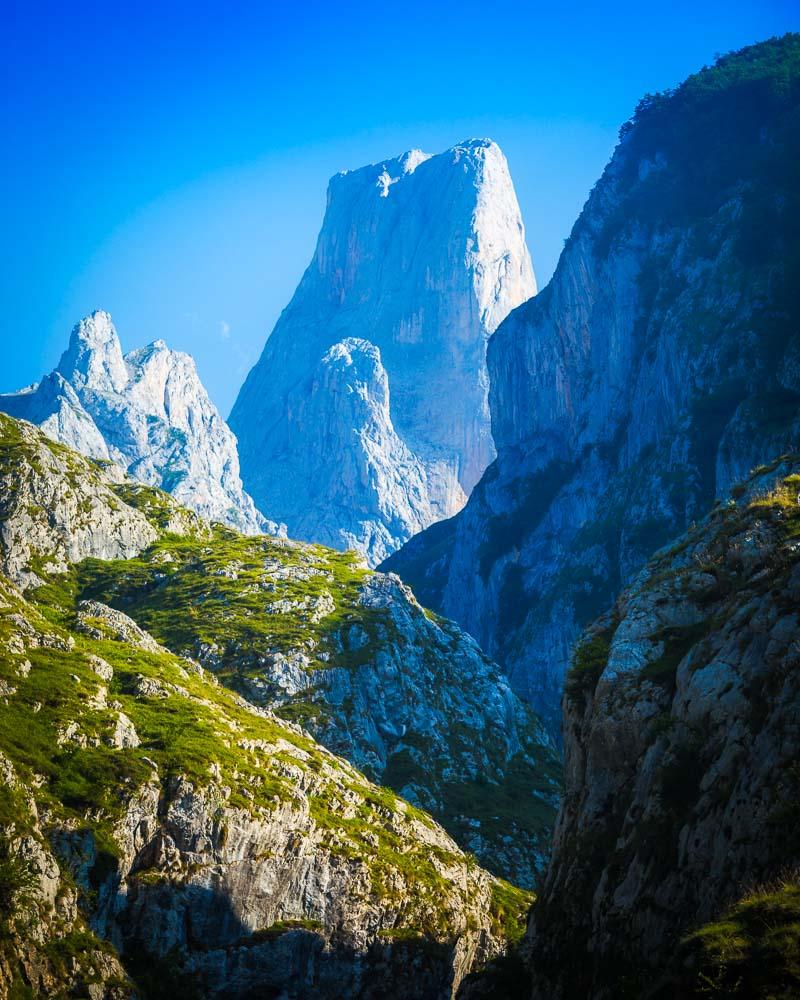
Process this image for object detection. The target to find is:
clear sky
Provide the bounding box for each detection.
[2,1,798,413]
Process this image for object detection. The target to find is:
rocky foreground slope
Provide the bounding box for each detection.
[0,413,537,999]
[384,36,800,735]
[0,413,557,887]
[517,458,800,998]
[231,140,536,565]
[0,310,273,536]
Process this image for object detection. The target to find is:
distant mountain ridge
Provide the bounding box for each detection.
[230,139,536,565]
[0,310,277,536]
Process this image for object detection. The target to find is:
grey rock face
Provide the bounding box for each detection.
[93,773,502,1000]
[384,49,800,735]
[0,413,163,588]
[0,568,518,1000]
[231,139,536,565]
[255,337,444,565]
[0,750,132,999]
[76,599,171,654]
[237,570,559,886]
[0,311,276,536]
[525,459,800,998]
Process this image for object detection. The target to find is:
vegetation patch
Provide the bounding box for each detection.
[243,918,324,944]
[675,873,800,996]
[565,621,617,706]
[489,879,534,947]
[72,526,381,677]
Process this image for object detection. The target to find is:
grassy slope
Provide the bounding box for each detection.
[0,569,537,936]
[670,874,800,997]
[0,415,534,988]
[43,481,559,880]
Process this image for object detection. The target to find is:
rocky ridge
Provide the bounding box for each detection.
[0,311,274,536]
[383,37,800,735]
[0,413,199,589]
[3,407,559,887]
[522,457,800,998]
[0,413,535,998]
[231,139,536,565]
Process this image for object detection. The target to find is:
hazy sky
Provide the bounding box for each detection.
[2,1,798,412]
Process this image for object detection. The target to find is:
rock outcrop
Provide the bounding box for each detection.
[524,458,800,997]
[1,389,556,888]
[384,36,800,734]
[74,507,559,886]
[0,311,275,536]
[0,412,196,588]
[0,747,133,999]
[230,139,536,565]
[0,414,532,998]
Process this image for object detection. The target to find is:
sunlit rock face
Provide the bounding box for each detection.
[0,310,276,535]
[230,139,536,565]
[0,412,533,1000]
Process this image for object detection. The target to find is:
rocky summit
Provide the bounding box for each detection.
[0,412,538,999]
[0,311,275,537]
[230,139,536,566]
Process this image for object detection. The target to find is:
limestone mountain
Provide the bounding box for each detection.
[73,516,559,887]
[0,413,532,999]
[384,35,800,735]
[0,413,558,886]
[522,456,800,997]
[0,310,275,536]
[230,139,536,566]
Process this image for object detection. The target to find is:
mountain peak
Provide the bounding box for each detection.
[334,138,506,199]
[2,313,276,536]
[398,148,432,174]
[231,139,536,564]
[452,136,499,154]
[57,309,128,394]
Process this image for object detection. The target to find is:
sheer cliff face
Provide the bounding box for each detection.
[265,337,451,564]
[526,459,800,998]
[0,311,274,536]
[230,139,536,565]
[384,36,800,734]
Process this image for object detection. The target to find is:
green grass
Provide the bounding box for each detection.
[72,526,380,676]
[437,755,558,847]
[0,838,38,925]
[676,873,800,996]
[489,879,534,947]
[110,481,192,531]
[243,918,324,944]
[0,568,513,946]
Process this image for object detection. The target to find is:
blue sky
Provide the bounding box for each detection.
[2,1,797,413]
